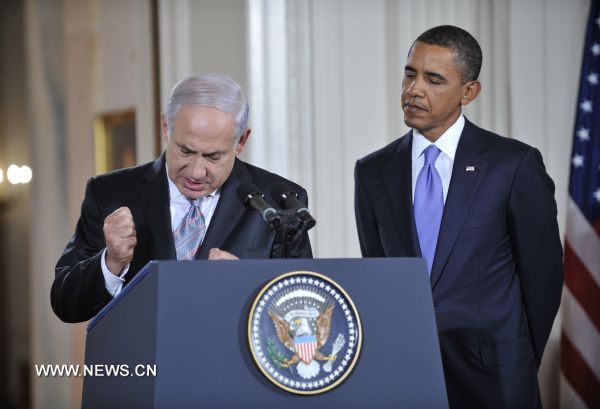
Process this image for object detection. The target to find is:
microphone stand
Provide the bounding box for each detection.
[272,209,307,259]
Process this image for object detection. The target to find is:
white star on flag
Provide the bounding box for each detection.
[580,99,593,112]
[594,188,600,202]
[589,72,599,85]
[572,154,584,168]
[593,43,600,56]
[577,127,590,141]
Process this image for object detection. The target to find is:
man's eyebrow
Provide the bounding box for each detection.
[425,71,446,81]
[204,150,225,157]
[404,66,446,81]
[176,143,196,153]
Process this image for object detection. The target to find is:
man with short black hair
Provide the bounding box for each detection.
[354,25,563,408]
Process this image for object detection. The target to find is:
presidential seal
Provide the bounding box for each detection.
[248,271,362,395]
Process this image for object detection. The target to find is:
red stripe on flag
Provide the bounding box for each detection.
[594,219,600,237]
[561,331,600,409]
[564,242,600,331]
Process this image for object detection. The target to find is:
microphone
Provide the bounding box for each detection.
[237,181,282,226]
[271,182,316,231]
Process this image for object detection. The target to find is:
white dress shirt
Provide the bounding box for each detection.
[411,115,465,204]
[102,167,221,297]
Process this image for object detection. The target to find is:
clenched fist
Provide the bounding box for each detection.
[103,207,137,276]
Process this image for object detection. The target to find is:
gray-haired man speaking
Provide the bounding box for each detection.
[52,74,313,323]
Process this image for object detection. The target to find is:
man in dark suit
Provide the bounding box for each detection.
[52,73,312,323]
[354,26,563,408]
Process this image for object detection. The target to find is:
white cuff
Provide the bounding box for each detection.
[101,249,130,297]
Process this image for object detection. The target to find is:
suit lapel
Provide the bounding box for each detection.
[384,132,421,256]
[430,120,487,289]
[140,154,176,260]
[196,158,252,258]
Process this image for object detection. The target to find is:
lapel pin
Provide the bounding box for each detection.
[466,166,476,172]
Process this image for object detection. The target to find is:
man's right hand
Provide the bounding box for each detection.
[103,207,137,276]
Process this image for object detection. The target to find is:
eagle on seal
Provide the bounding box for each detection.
[268,304,337,380]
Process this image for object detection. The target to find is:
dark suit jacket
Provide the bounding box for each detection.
[52,155,312,323]
[354,119,563,409]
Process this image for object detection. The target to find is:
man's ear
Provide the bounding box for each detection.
[160,113,170,144]
[235,128,251,155]
[461,80,481,106]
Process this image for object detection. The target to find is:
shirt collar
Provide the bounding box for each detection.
[412,114,465,161]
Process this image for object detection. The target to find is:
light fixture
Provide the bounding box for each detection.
[0,163,33,211]
[6,164,33,184]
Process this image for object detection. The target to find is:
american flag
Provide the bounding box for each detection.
[560,1,600,408]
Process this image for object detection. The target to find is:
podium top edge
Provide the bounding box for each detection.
[85,257,427,332]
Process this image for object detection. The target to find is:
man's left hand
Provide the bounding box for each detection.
[208,248,239,260]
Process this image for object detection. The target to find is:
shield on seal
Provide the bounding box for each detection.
[294,335,317,363]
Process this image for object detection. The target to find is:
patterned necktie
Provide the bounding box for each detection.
[414,145,444,274]
[174,199,206,260]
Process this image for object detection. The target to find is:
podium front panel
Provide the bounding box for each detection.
[84,258,448,408]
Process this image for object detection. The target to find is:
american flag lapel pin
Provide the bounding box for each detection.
[466,166,476,172]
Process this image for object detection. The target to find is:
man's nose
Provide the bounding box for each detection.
[189,158,208,180]
[405,78,425,98]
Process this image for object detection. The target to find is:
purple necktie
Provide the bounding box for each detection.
[414,145,443,274]
[174,199,206,260]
